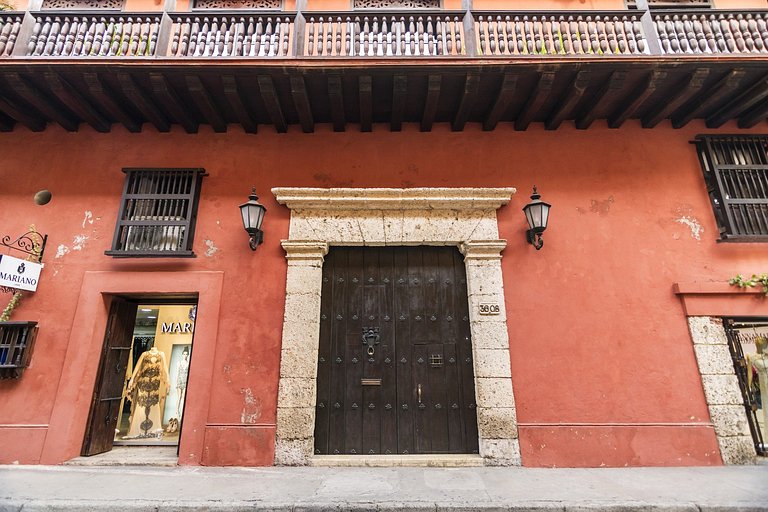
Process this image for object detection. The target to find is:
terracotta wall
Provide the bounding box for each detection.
[0,120,766,467]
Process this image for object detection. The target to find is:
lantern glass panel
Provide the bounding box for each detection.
[540,203,550,229]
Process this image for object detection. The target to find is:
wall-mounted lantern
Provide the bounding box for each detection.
[522,186,551,251]
[239,187,267,251]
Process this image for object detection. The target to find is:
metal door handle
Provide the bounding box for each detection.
[417,384,422,404]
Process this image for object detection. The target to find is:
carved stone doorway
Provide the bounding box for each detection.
[272,188,520,466]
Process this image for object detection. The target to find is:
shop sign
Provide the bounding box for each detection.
[161,322,194,334]
[0,254,43,292]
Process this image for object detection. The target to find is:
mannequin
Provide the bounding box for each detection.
[747,335,768,444]
[175,347,190,419]
[124,346,170,439]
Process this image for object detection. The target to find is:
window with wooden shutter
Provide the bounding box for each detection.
[695,135,768,241]
[106,168,206,257]
[0,322,39,379]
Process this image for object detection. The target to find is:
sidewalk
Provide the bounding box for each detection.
[1,464,768,511]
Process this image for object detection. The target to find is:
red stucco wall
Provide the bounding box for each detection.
[1,120,766,467]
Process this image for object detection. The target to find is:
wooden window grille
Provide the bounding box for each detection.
[695,135,768,242]
[0,322,38,379]
[626,0,713,8]
[353,0,441,9]
[105,168,206,258]
[42,0,125,9]
[192,0,283,8]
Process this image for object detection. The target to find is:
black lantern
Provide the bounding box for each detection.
[522,186,551,250]
[239,187,267,250]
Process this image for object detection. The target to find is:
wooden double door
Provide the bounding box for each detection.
[314,246,478,455]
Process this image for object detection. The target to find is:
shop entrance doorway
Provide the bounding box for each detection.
[313,246,479,455]
[82,298,197,457]
[723,317,768,456]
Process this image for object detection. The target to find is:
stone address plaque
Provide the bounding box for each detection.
[478,303,500,315]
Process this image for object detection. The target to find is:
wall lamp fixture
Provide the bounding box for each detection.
[522,186,551,251]
[239,187,267,250]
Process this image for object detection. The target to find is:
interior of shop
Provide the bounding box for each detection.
[113,304,196,446]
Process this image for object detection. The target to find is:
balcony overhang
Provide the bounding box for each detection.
[1,56,767,134]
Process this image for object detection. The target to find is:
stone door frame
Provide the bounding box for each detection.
[272,188,521,466]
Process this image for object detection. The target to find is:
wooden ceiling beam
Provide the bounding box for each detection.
[738,98,768,128]
[608,70,666,129]
[672,69,745,129]
[187,75,227,133]
[642,68,709,128]
[0,93,45,132]
[452,73,479,132]
[359,75,372,133]
[327,75,345,132]
[45,71,111,133]
[118,73,170,133]
[420,74,441,132]
[4,72,79,132]
[83,72,142,133]
[483,73,517,131]
[257,75,287,133]
[222,75,257,134]
[150,73,198,134]
[391,74,407,132]
[290,75,314,133]
[546,70,590,130]
[515,72,555,131]
[0,111,14,132]
[576,71,626,130]
[707,73,768,129]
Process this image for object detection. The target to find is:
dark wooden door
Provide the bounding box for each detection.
[314,247,478,455]
[82,298,137,456]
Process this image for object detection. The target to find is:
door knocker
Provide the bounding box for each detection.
[362,327,380,356]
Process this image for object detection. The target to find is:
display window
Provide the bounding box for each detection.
[724,318,768,456]
[113,304,196,446]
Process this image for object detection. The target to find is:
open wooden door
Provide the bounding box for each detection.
[82,298,137,456]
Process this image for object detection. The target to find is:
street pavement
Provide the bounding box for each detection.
[1,464,767,511]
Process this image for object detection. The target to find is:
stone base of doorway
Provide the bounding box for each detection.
[310,454,484,467]
[63,446,178,467]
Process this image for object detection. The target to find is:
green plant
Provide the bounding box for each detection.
[729,273,768,297]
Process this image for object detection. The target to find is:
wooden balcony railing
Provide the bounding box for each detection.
[27,12,162,57]
[473,11,647,56]
[304,12,464,57]
[654,10,768,54]
[0,7,766,58]
[0,321,38,379]
[0,12,22,57]
[168,12,294,57]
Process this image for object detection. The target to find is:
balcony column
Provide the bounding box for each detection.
[11,0,43,57]
[293,0,307,58]
[635,0,661,55]
[157,0,177,57]
[462,0,475,57]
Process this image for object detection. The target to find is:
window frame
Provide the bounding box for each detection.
[694,135,768,243]
[0,321,39,379]
[105,167,207,258]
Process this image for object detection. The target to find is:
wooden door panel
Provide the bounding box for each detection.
[82,298,137,456]
[314,246,478,456]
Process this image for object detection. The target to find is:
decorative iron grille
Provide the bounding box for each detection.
[42,0,125,9]
[106,168,206,257]
[0,322,38,379]
[695,136,768,241]
[353,0,440,8]
[193,0,282,8]
[723,318,767,456]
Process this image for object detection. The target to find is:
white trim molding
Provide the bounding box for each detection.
[273,187,520,467]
